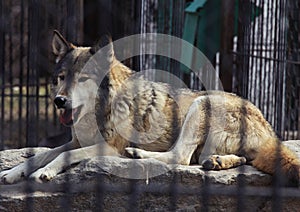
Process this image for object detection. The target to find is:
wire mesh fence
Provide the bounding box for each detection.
[0,0,71,149]
[235,0,300,140]
[0,0,300,211]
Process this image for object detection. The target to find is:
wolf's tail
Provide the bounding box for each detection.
[252,138,300,186]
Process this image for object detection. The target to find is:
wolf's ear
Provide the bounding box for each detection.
[90,35,114,62]
[52,30,73,63]
[84,36,114,81]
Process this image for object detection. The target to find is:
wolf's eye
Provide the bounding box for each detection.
[52,78,58,85]
[78,77,89,82]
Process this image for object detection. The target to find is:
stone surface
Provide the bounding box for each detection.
[0,141,300,211]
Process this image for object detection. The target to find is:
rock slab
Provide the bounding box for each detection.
[0,141,300,211]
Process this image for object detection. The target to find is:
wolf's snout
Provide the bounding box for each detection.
[54,96,67,108]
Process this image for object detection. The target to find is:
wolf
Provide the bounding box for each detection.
[0,30,299,186]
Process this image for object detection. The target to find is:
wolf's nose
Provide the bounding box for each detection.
[54,96,67,108]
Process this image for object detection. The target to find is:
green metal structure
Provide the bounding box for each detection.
[181,0,261,73]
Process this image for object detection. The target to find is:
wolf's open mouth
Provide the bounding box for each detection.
[59,106,82,126]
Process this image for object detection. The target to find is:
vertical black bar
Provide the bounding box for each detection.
[8,0,13,147]
[44,0,49,139]
[97,0,112,39]
[294,0,300,139]
[281,0,286,137]
[35,0,40,148]
[219,0,235,92]
[132,0,141,71]
[67,0,76,41]
[265,0,272,123]
[279,0,287,138]
[272,0,283,210]
[249,0,256,102]
[237,103,248,211]
[276,0,282,137]
[18,0,25,148]
[255,0,261,110]
[170,0,184,81]
[263,0,270,119]
[0,0,6,150]
[272,0,279,131]
[25,0,33,210]
[169,173,178,211]
[236,0,249,98]
[95,173,104,211]
[26,0,30,148]
[45,82,49,136]
[258,0,265,114]
[238,0,253,202]
[128,179,139,212]
[60,1,72,210]
[94,5,109,209]
[235,0,242,96]
[53,0,58,128]
[26,1,30,147]
[25,2,32,210]
[66,0,83,43]
[95,3,109,207]
[201,173,210,211]
[26,0,37,209]
[26,0,38,147]
[236,2,251,210]
[83,0,98,44]
[166,0,173,83]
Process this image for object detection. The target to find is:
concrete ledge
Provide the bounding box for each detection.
[0,141,300,211]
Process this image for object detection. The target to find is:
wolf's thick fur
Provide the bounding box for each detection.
[0,31,299,185]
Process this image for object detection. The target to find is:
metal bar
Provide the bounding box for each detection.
[280,0,287,138]
[35,1,40,147]
[272,0,279,131]
[8,0,13,147]
[265,0,272,123]
[0,0,6,150]
[255,1,266,111]
[219,0,235,92]
[249,0,256,103]
[95,173,105,211]
[25,0,35,210]
[25,0,30,146]
[200,174,210,211]
[67,0,77,42]
[26,0,39,148]
[276,0,285,138]
[271,1,283,210]
[169,173,178,211]
[128,179,139,212]
[18,0,25,148]
[61,2,73,210]
[262,0,269,118]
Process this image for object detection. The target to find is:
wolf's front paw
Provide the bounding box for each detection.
[125,147,148,159]
[0,164,27,184]
[29,167,57,183]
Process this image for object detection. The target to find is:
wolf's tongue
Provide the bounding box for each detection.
[59,109,73,125]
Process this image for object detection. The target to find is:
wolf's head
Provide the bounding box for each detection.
[51,30,117,127]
